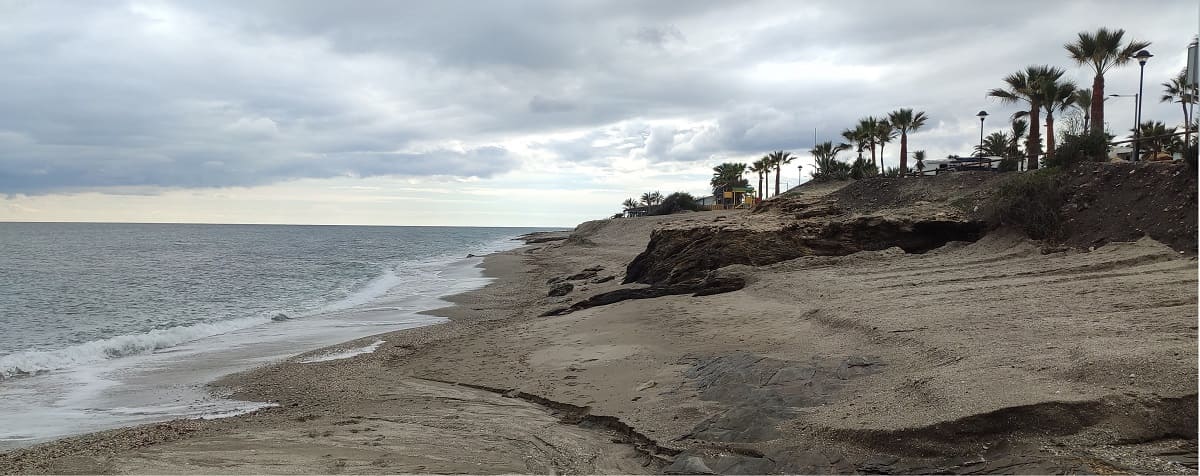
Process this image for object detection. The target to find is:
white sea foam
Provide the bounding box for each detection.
[0,316,271,379]
[0,226,540,449]
[298,340,386,363]
[0,257,449,380]
[316,268,406,313]
[196,403,280,420]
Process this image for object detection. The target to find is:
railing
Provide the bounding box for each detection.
[911,131,1193,177]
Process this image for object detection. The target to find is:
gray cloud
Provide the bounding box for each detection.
[529,95,577,113]
[0,0,1193,194]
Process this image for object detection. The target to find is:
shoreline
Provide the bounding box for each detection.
[0,232,538,452]
[0,233,657,474]
[1,181,1196,474]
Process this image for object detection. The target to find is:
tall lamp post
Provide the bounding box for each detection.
[976,110,988,168]
[1133,49,1153,161]
[797,164,803,185]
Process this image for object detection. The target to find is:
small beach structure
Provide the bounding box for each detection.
[710,186,754,209]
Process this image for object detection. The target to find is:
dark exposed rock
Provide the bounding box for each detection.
[524,235,568,244]
[565,270,599,281]
[624,218,986,285]
[548,283,574,297]
[540,275,744,317]
[546,276,565,285]
[590,275,615,284]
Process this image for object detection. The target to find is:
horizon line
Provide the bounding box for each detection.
[0,220,572,229]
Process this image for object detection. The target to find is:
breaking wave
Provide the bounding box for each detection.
[0,316,269,379]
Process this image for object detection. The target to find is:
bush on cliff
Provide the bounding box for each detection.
[984,169,1067,240]
[1046,130,1110,168]
[848,158,876,180]
[647,192,701,216]
[813,158,853,181]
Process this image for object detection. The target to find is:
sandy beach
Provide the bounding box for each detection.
[1,167,1196,474]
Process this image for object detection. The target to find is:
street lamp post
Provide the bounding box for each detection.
[1133,49,1153,161]
[976,110,988,168]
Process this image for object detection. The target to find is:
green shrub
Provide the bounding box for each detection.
[998,157,1020,172]
[647,192,701,216]
[813,160,852,181]
[984,169,1067,240]
[1047,130,1109,168]
[847,158,875,180]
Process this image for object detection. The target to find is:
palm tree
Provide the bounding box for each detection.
[766,150,794,197]
[1072,88,1093,131]
[638,191,663,206]
[858,117,882,169]
[1036,79,1078,163]
[1009,119,1028,159]
[622,197,638,210]
[913,150,927,175]
[988,65,1066,170]
[760,154,773,197]
[887,108,929,175]
[875,119,897,170]
[1065,28,1151,135]
[710,163,748,205]
[1162,69,1198,145]
[976,131,1012,157]
[748,159,766,201]
[1131,121,1177,159]
[841,127,867,163]
[810,141,851,181]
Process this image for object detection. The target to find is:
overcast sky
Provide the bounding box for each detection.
[1,0,1196,227]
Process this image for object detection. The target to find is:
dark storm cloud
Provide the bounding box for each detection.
[0,0,1193,193]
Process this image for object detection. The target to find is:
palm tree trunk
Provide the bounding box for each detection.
[879,142,887,172]
[757,173,763,201]
[1045,112,1056,162]
[1183,102,1190,148]
[774,165,781,197]
[764,170,770,198]
[869,142,877,169]
[899,132,909,176]
[1090,74,1104,135]
[1028,102,1041,170]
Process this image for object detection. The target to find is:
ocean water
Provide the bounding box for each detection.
[0,223,549,448]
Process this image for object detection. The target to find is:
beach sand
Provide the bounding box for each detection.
[1,177,1196,474]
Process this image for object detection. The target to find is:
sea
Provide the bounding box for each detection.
[0,222,553,449]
